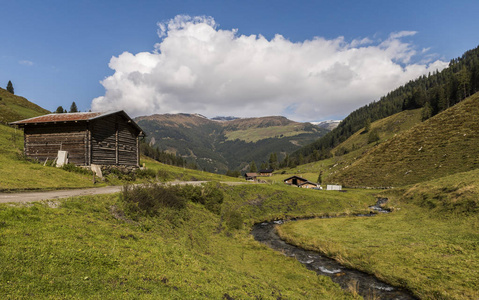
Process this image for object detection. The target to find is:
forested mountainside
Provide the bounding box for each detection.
[292,44,479,164]
[135,114,328,173]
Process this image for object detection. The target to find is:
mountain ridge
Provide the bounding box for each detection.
[135,113,329,173]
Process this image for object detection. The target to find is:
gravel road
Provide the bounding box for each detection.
[0,181,248,204]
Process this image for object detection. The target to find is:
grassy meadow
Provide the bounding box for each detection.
[277,169,479,299]
[0,183,380,299]
[0,124,98,191]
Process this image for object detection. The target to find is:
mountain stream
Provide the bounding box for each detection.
[250,198,418,300]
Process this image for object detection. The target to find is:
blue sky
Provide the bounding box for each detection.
[1,0,478,121]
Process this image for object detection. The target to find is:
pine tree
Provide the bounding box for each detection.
[364,118,371,133]
[421,102,433,121]
[268,153,278,170]
[250,161,257,173]
[6,81,14,94]
[69,101,78,113]
[317,170,323,184]
[55,106,65,113]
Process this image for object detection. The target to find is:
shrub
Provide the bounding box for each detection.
[225,210,243,230]
[171,182,224,214]
[104,168,136,181]
[121,184,187,218]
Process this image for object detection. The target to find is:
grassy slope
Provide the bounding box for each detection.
[0,124,98,191]
[266,109,422,185]
[327,92,479,187]
[0,87,50,123]
[141,156,241,183]
[224,124,314,143]
[278,168,479,299]
[0,184,380,299]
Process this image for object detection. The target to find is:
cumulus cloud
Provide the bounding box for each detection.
[91,15,448,121]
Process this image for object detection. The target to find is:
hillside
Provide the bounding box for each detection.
[270,108,422,183]
[0,87,50,124]
[135,114,328,173]
[293,44,479,164]
[327,92,479,187]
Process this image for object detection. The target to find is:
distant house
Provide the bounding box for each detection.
[244,173,258,181]
[326,185,342,191]
[258,169,274,177]
[10,111,144,167]
[283,175,318,189]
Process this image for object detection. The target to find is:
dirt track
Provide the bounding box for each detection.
[0,181,248,204]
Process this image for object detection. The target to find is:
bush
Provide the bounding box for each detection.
[225,210,243,230]
[121,184,187,218]
[173,182,224,214]
[105,168,135,181]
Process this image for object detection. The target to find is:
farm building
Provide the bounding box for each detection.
[10,111,144,167]
[326,185,342,191]
[244,173,258,181]
[283,175,319,189]
[258,169,274,176]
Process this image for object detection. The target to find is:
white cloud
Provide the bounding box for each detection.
[91,15,448,121]
[19,60,34,66]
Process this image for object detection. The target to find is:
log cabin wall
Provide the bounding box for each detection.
[23,123,88,165]
[90,114,139,167]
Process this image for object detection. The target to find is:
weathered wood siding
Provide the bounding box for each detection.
[24,124,88,165]
[118,121,138,166]
[90,114,139,166]
[90,116,117,165]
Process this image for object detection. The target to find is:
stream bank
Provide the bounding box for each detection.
[251,199,417,300]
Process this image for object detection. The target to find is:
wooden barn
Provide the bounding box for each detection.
[258,169,274,177]
[283,175,318,189]
[10,111,144,167]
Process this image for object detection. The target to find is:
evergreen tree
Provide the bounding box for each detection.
[268,153,278,170]
[260,162,268,170]
[69,101,79,113]
[250,161,257,173]
[317,170,323,185]
[312,149,320,161]
[55,106,65,113]
[367,129,380,144]
[421,102,433,121]
[456,66,471,99]
[6,81,14,94]
[281,153,290,168]
[364,118,371,133]
[298,154,304,165]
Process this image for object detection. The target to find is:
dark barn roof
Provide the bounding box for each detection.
[10,111,143,135]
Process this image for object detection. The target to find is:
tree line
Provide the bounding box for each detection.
[55,102,79,113]
[291,44,479,164]
[139,140,198,170]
